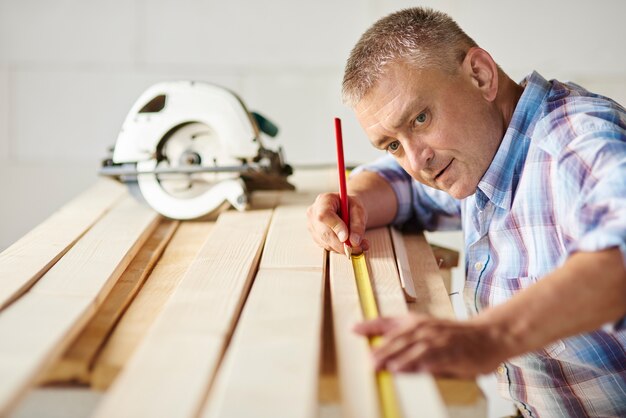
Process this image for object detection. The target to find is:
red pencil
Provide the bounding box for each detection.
[334,117,352,259]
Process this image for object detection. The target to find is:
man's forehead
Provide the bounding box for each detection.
[356,84,425,129]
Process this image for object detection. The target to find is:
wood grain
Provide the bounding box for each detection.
[391,229,486,416]
[0,179,126,310]
[40,219,178,385]
[91,220,213,390]
[329,250,380,418]
[259,205,325,270]
[0,196,159,416]
[364,228,448,418]
[201,269,324,418]
[93,210,273,418]
[200,205,325,418]
[391,230,455,320]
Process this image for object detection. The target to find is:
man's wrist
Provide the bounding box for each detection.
[472,310,530,360]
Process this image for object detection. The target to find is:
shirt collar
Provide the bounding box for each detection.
[475,71,551,210]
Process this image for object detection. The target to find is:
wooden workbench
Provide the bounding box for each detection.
[0,170,485,418]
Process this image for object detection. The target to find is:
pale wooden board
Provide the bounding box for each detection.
[0,196,159,416]
[395,373,449,418]
[364,228,448,418]
[391,230,486,416]
[365,228,410,317]
[200,205,325,418]
[319,247,341,418]
[200,269,324,418]
[0,179,126,310]
[40,220,179,385]
[435,379,487,418]
[389,227,417,301]
[329,251,380,418]
[259,205,325,270]
[392,231,456,320]
[91,220,213,390]
[93,209,273,418]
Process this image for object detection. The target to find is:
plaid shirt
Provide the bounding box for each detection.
[354,71,626,417]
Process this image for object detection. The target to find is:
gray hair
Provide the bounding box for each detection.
[342,7,478,107]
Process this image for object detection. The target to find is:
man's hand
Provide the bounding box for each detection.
[354,313,509,379]
[306,193,369,254]
[306,171,399,254]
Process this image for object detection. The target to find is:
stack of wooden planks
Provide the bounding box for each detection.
[0,172,485,418]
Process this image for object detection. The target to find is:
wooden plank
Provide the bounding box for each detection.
[91,220,213,390]
[365,228,448,418]
[93,209,273,418]
[0,196,159,416]
[435,379,487,418]
[391,230,455,320]
[259,205,325,269]
[200,205,325,418]
[319,248,341,418]
[0,179,126,310]
[330,250,380,418]
[391,229,486,416]
[40,219,179,385]
[201,269,324,418]
[390,227,417,301]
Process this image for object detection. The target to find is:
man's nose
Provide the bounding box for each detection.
[404,139,434,173]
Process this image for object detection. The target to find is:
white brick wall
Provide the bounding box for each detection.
[11,69,241,163]
[138,0,373,69]
[0,0,137,65]
[454,0,626,80]
[0,65,8,161]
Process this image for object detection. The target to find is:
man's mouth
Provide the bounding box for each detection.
[434,159,453,181]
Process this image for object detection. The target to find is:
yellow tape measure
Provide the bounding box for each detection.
[351,253,402,418]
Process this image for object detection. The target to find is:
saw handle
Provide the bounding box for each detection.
[252,112,279,138]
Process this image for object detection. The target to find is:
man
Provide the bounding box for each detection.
[306,7,626,417]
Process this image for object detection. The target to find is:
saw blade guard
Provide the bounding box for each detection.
[112,81,261,164]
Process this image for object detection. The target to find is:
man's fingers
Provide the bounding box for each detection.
[386,342,431,372]
[306,192,369,255]
[370,318,430,368]
[307,193,347,253]
[353,317,397,336]
[348,197,367,246]
[371,332,418,369]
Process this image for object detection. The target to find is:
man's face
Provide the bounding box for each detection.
[354,61,503,199]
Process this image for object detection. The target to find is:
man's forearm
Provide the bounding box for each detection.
[476,247,626,357]
[348,171,398,228]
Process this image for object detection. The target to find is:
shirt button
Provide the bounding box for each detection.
[474,262,483,271]
[497,365,505,374]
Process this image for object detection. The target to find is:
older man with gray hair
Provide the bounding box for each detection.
[307,7,626,418]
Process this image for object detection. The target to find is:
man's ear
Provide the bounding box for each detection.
[462,47,499,102]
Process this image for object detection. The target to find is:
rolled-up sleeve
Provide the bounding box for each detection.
[351,155,462,231]
[561,129,626,332]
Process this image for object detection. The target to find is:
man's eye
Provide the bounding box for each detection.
[387,141,400,153]
[415,112,427,125]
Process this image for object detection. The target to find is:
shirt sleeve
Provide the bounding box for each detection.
[351,155,462,231]
[556,115,626,332]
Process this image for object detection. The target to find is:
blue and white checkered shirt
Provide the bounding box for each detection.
[354,71,626,417]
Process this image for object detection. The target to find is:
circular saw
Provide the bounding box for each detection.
[100,81,294,219]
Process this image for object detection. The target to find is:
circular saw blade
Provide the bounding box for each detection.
[136,122,248,219]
